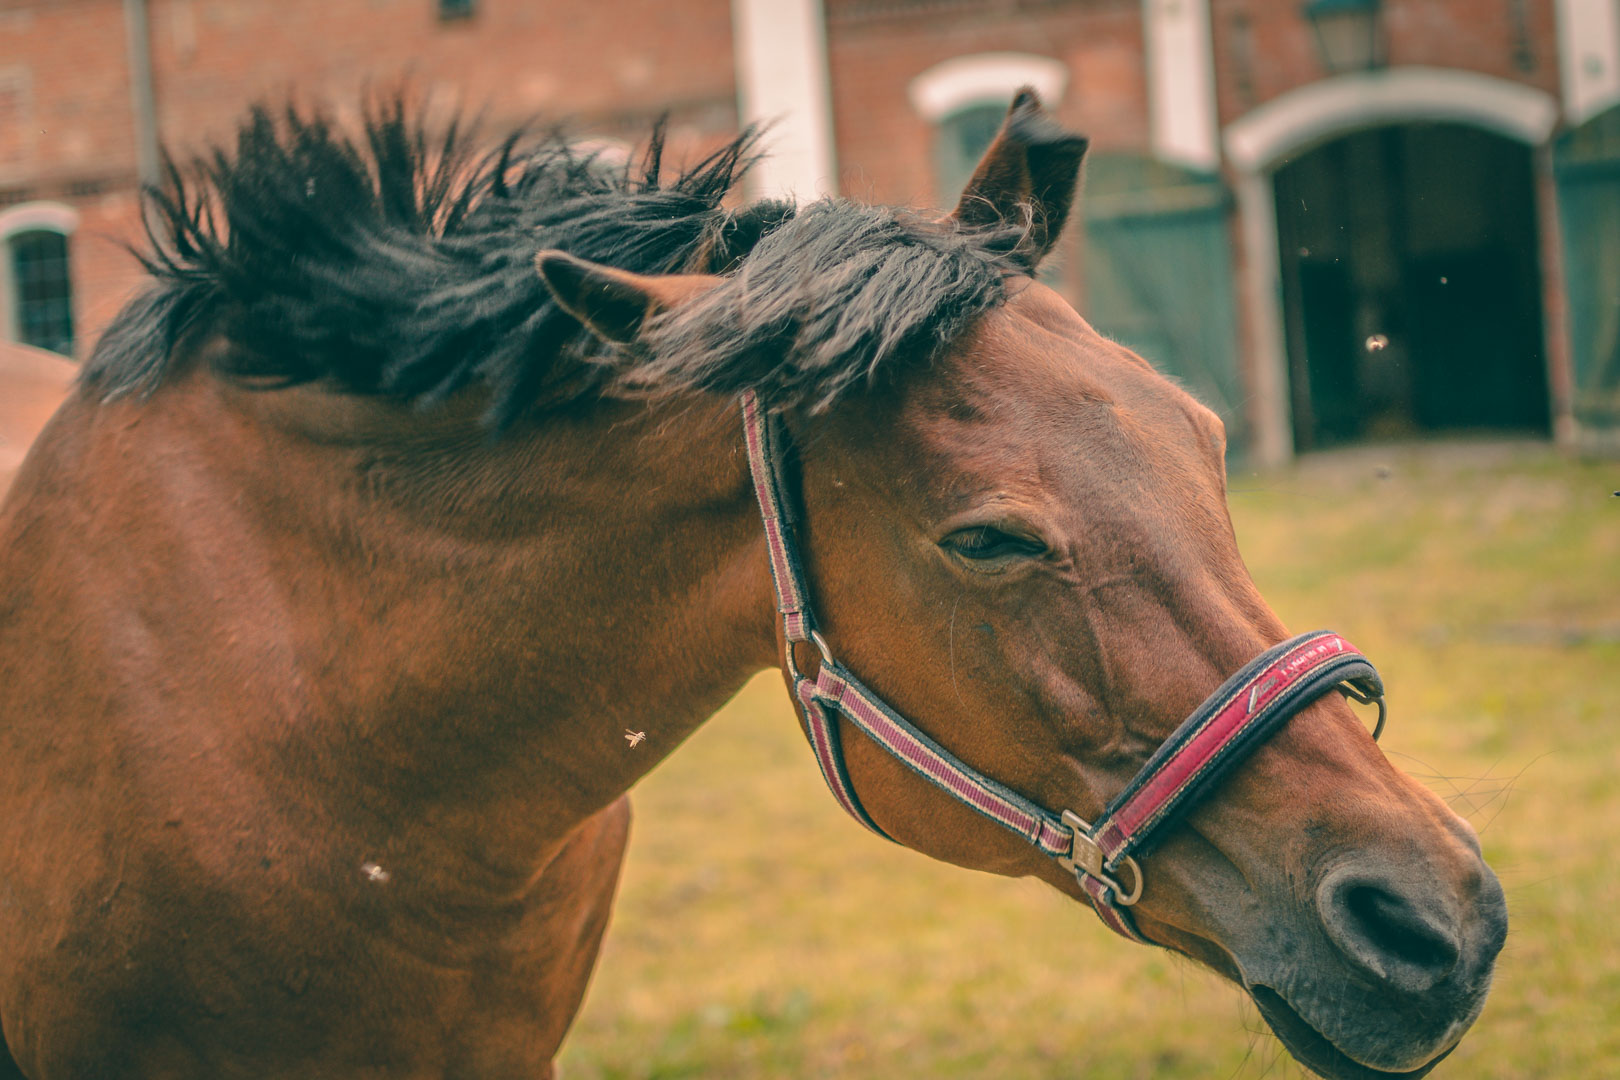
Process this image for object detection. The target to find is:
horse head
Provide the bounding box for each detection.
[539,91,1507,1079]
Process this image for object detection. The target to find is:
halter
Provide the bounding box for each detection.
[740,390,1388,942]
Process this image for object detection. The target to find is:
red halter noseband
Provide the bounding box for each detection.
[741,391,1387,942]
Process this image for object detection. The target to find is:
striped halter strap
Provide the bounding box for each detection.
[739,390,1388,942]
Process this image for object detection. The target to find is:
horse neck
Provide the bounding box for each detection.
[77,373,779,875]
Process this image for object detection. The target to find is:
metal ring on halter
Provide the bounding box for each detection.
[785,630,837,685]
[809,630,835,666]
[1339,681,1388,742]
[1101,855,1144,906]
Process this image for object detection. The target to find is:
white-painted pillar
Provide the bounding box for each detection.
[730,0,838,201]
[1143,0,1220,172]
[1234,170,1294,467]
[1556,0,1620,126]
[123,0,161,187]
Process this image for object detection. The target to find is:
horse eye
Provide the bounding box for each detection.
[942,526,1047,563]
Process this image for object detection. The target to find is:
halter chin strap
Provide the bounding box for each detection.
[740,391,1386,942]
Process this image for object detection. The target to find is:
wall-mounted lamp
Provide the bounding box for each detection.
[1303,0,1384,75]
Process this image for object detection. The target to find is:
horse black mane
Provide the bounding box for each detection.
[84,99,1031,427]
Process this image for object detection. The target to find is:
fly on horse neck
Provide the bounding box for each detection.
[0,92,1505,1079]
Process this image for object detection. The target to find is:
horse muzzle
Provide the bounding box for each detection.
[1243,851,1508,1079]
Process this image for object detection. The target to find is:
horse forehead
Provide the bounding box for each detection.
[899,295,1221,509]
[928,292,1204,443]
[945,289,1138,406]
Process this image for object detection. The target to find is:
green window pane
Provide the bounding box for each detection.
[10,229,75,358]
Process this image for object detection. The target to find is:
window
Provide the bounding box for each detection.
[934,102,1006,207]
[907,53,1070,208]
[438,0,475,19]
[8,228,73,357]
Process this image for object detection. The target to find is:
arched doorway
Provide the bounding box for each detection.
[1223,69,1560,463]
[1274,123,1548,450]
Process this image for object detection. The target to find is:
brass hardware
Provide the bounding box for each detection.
[1058,809,1144,906]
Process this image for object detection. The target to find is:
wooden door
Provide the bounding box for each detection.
[1081,156,1244,449]
[1555,106,1620,436]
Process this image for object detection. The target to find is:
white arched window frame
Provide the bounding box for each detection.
[1,201,80,357]
[908,53,1069,124]
[908,53,1070,210]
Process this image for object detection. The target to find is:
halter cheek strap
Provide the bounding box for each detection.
[740,391,1386,943]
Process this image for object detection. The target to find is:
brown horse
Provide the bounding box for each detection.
[0,94,1503,1078]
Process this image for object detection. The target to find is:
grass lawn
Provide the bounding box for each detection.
[557,443,1620,1079]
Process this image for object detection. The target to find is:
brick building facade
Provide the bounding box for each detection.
[4,0,1619,459]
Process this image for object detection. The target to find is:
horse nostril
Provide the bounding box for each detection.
[1343,885,1460,971]
[1319,871,1462,994]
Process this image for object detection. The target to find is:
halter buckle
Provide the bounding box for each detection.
[1058,810,1143,906]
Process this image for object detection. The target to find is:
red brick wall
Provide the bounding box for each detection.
[0,0,1575,371]
[0,0,738,355]
[822,0,1562,207]
[143,0,738,152]
[824,0,1146,211]
[68,191,149,348]
[1209,0,1561,125]
[2,2,150,357]
[0,1,140,191]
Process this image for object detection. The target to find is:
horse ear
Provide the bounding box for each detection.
[535,251,720,344]
[949,87,1089,270]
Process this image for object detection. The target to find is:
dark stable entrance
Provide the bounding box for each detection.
[1274,123,1550,450]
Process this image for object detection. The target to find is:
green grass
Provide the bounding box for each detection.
[559,444,1619,1079]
